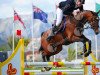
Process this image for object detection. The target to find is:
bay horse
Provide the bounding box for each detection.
[39,10,100,71]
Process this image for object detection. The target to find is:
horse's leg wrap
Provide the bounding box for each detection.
[87,40,92,54]
[81,35,92,57]
[80,42,87,56]
[84,40,92,57]
[83,42,87,53]
[45,55,52,71]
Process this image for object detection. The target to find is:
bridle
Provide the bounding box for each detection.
[87,15,100,30]
[79,12,100,30]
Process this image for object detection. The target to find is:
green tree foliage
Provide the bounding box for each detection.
[24,38,30,47]
[67,48,76,62]
[7,36,19,50]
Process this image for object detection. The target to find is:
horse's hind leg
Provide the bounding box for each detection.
[81,35,92,57]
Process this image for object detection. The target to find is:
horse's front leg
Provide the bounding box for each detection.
[85,40,92,57]
[44,55,52,71]
[83,42,87,54]
[41,52,47,72]
[81,35,92,57]
[41,54,52,72]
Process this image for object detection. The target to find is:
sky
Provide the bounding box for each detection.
[0,0,56,18]
[0,0,100,18]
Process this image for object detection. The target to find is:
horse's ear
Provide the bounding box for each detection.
[96,10,100,15]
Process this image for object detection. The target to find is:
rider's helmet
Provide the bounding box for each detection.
[55,0,66,7]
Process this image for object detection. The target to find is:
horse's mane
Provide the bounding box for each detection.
[64,10,94,28]
[81,10,97,16]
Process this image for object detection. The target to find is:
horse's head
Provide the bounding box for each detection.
[83,10,100,35]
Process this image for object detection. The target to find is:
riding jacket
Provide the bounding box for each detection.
[58,0,85,15]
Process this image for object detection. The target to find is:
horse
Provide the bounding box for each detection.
[39,10,100,71]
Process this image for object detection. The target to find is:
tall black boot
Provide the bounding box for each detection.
[47,26,58,41]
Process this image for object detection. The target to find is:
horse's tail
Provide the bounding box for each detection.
[39,32,44,53]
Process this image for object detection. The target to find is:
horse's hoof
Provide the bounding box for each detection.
[84,52,91,57]
[41,67,46,72]
[88,51,92,54]
[45,67,52,71]
[84,53,89,57]
[80,52,84,55]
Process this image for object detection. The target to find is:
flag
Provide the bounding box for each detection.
[14,10,26,29]
[96,3,100,16]
[95,0,100,16]
[16,30,22,38]
[16,30,21,36]
[33,6,48,23]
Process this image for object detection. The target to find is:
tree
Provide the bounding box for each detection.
[7,36,19,50]
[67,47,76,62]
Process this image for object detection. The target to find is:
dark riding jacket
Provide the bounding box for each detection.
[59,0,85,15]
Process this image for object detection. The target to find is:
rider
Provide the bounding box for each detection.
[47,0,85,41]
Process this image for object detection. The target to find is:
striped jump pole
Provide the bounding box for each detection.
[24,71,82,75]
[25,62,100,67]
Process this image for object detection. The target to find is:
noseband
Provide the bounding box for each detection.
[89,16,100,29]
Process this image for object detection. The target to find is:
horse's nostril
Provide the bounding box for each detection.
[96,31,99,35]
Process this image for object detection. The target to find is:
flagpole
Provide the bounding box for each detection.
[31,3,34,62]
[75,42,78,60]
[13,21,14,52]
[67,46,68,61]
[94,0,98,60]
[95,35,98,59]
[12,9,15,52]
[54,55,56,62]
[51,5,57,62]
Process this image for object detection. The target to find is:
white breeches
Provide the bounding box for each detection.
[56,8,63,26]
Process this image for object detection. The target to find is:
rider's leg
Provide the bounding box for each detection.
[47,8,63,41]
[52,7,63,34]
[56,7,63,27]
